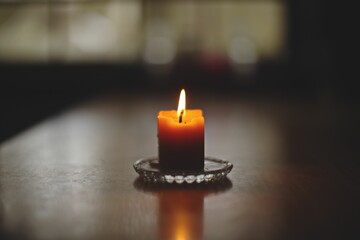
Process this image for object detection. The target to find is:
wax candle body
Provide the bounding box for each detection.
[158,110,204,170]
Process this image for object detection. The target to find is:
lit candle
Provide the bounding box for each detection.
[158,89,204,170]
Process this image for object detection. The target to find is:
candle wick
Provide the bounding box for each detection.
[179,110,184,123]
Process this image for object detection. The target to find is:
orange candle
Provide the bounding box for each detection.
[158,89,204,170]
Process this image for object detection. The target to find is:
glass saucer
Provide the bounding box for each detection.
[133,157,233,184]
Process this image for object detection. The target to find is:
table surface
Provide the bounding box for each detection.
[1,92,359,240]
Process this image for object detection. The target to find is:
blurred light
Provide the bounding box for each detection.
[229,37,258,65]
[0,1,285,63]
[228,36,258,75]
[143,20,176,66]
[144,36,175,65]
[69,12,116,54]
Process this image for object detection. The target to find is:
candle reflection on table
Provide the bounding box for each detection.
[159,190,204,240]
[133,178,232,240]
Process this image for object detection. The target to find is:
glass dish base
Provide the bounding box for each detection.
[133,157,233,184]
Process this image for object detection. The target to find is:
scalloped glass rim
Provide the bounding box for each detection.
[133,157,233,184]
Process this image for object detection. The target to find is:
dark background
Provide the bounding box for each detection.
[0,0,357,142]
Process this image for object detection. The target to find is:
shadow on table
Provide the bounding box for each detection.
[134,177,232,240]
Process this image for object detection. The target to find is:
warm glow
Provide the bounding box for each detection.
[175,212,187,240]
[177,89,186,119]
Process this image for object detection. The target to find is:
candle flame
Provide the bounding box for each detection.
[177,89,186,119]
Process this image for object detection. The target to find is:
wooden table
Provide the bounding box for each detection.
[1,92,359,240]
